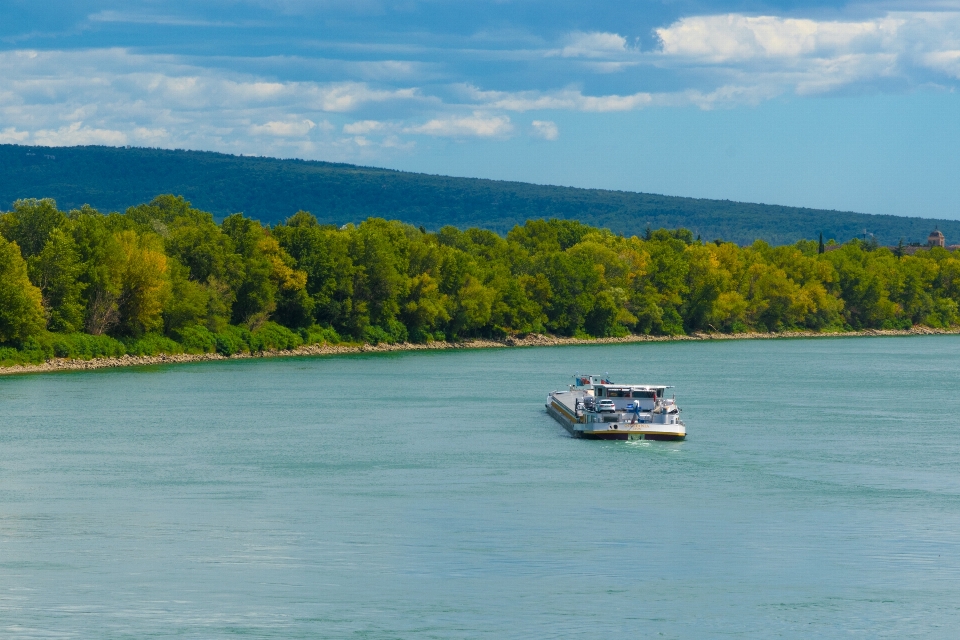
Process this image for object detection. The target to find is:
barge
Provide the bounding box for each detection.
[546,374,686,441]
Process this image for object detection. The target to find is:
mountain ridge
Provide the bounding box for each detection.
[2,143,957,246]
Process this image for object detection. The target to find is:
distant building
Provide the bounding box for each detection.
[929,229,945,248]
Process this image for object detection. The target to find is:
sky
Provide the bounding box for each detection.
[2,1,960,219]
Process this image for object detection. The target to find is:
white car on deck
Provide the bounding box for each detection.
[597,399,617,413]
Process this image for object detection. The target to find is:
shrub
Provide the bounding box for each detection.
[363,325,392,345]
[174,325,218,354]
[407,327,432,343]
[124,333,183,356]
[384,318,408,343]
[16,336,55,364]
[214,325,251,356]
[50,332,126,359]
[364,319,408,345]
[249,322,302,351]
[880,317,913,331]
[299,325,340,345]
[0,346,21,365]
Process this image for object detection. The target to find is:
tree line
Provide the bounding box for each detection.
[1,195,958,364]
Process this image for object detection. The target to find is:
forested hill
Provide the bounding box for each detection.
[2,143,958,246]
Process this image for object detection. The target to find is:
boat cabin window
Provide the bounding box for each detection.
[632,390,656,399]
[657,388,663,398]
[595,387,605,397]
[607,388,629,398]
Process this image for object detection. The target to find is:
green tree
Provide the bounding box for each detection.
[34,227,86,332]
[0,198,67,258]
[0,236,45,343]
[681,244,724,332]
[349,218,410,341]
[126,194,207,228]
[273,212,356,333]
[222,214,278,327]
[69,211,126,335]
[162,258,211,333]
[825,244,899,329]
[629,231,689,335]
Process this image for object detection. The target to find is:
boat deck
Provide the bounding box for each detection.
[547,390,685,441]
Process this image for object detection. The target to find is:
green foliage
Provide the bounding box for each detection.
[124,333,183,357]
[0,235,45,344]
[113,230,169,336]
[273,211,354,331]
[0,347,24,366]
[9,336,54,364]
[1,198,67,257]
[250,322,303,351]
[50,332,127,359]
[299,324,341,345]
[2,192,960,366]
[222,213,312,328]
[34,227,86,332]
[214,325,251,356]
[174,325,219,354]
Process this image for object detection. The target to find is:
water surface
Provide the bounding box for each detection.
[2,336,960,638]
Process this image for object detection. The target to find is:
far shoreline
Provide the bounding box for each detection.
[1,326,958,378]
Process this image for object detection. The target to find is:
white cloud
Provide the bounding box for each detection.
[4,10,960,162]
[674,84,784,109]
[0,48,426,160]
[924,49,960,77]
[0,127,29,143]
[656,15,903,62]
[381,135,415,150]
[559,32,632,58]
[546,31,639,72]
[462,85,653,112]
[251,119,316,137]
[132,127,169,143]
[406,112,513,137]
[343,120,387,134]
[531,120,558,140]
[311,83,419,112]
[579,61,640,73]
[0,49,422,119]
[32,122,128,146]
[653,11,960,96]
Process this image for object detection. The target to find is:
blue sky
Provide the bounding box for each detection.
[2,1,960,219]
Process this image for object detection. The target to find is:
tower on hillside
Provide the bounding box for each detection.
[929,229,945,248]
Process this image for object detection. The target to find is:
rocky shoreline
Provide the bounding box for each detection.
[1,326,958,377]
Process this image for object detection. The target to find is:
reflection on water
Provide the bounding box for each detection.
[2,336,960,638]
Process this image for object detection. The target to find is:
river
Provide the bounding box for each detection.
[2,336,959,638]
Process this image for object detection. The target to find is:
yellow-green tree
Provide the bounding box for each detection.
[115,231,170,335]
[0,236,45,343]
